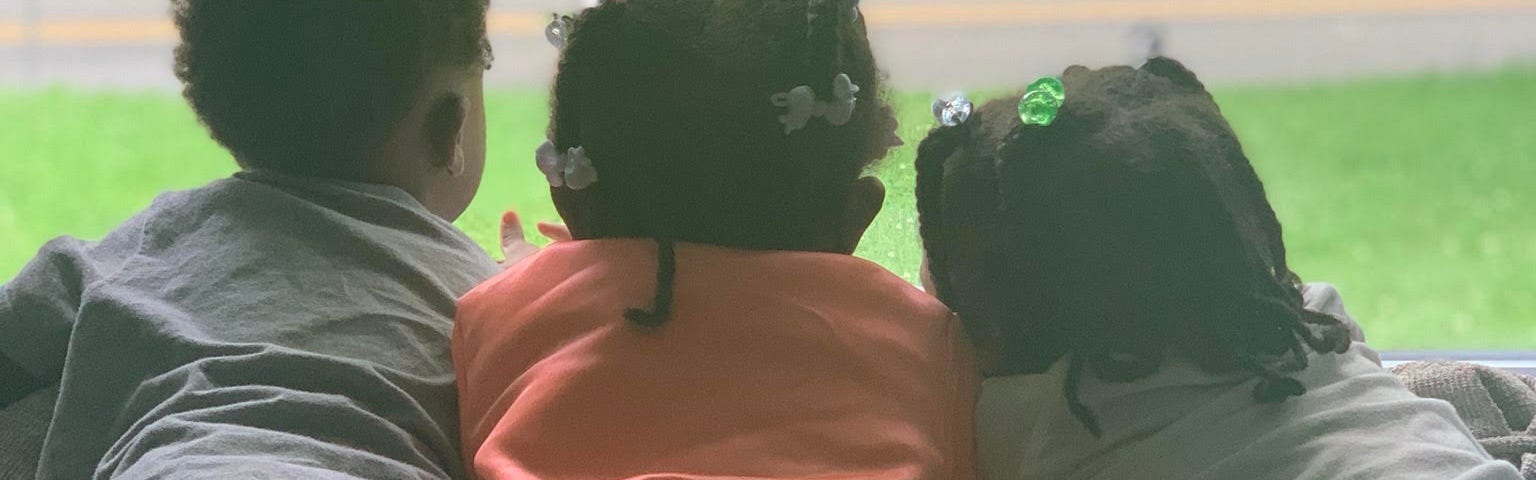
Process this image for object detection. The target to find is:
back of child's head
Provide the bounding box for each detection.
[914,58,1353,433]
[173,0,490,179]
[549,0,896,251]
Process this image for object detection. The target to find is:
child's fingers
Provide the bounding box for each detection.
[500,211,526,247]
[501,211,535,262]
[537,222,573,243]
[500,211,543,266]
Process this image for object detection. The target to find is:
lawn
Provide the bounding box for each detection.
[1,67,1533,349]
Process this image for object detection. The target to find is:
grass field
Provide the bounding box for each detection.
[2,67,1533,349]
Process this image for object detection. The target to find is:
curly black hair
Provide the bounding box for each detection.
[550,0,897,327]
[914,58,1353,435]
[173,0,491,179]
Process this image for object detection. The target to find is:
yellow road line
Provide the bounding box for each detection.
[487,12,546,35]
[0,13,548,46]
[2,0,1534,47]
[867,0,1536,26]
[0,23,19,44]
[37,19,177,43]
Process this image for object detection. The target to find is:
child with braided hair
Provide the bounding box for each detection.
[452,1,976,478]
[914,58,1519,479]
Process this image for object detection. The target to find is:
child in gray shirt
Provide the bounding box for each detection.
[0,1,499,478]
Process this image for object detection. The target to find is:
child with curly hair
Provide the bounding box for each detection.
[0,1,499,478]
[913,58,1519,480]
[453,1,977,478]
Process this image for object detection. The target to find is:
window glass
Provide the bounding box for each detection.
[2,0,1532,350]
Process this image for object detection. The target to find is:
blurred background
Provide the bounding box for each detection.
[5,0,1536,89]
[1,0,1533,349]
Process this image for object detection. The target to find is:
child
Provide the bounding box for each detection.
[453,1,977,478]
[913,58,1521,480]
[0,1,499,478]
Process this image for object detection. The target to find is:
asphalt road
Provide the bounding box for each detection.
[1,0,1535,90]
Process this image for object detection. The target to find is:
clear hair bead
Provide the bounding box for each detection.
[932,92,974,127]
[545,14,573,50]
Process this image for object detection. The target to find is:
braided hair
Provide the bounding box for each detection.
[550,0,895,327]
[914,58,1353,435]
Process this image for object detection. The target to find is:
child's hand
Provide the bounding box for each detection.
[499,212,573,267]
[500,212,541,266]
[536,222,572,243]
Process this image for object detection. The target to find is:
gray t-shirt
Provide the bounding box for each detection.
[977,285,1519,480]
[0,172,498,479]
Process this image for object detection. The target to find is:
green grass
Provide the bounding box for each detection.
[2,68,1533,349]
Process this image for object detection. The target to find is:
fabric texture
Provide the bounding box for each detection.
[0,386,56,480]
[1394,360,1536,478]
[977,285,1521,480]
[0,171,499,479]
[454,239,979,480]
[0,353,44,408]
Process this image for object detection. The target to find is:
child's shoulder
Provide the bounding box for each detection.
[808,252,956,322]
[71,178,242,253]
[461,239,644,298]
[459,240,956,329]
[115,175,279,238]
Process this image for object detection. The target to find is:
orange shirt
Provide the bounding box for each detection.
[454,239,978,480]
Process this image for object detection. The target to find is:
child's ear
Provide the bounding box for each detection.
[836,176,886,254]
[1143,57,1206,91]
[426,94,469,175]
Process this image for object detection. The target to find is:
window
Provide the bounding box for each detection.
[2,0,1532,352]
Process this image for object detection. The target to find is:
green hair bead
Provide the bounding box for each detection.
[1018,76,1065,127]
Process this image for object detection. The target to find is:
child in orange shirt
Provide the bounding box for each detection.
[452,1,978,479]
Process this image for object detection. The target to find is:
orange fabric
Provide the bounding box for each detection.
[454,239,978,480]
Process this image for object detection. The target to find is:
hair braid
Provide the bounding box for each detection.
[1063,354,1103,437]
[914,126,967,299]
[549,0,626,148]
[1241,354,1307,402]
[804,0,844,97]
[1261,290,1352,356]
[625,239,678,328]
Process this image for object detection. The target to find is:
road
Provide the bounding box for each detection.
[1,0,1534,90]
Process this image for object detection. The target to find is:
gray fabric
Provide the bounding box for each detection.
[0,387,55,480]
[0,172,498,480]
[979,284,1521,480]
[1394,361,1536,478]
[980,342,1521,480]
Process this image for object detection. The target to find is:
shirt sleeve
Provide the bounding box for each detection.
[0,215,148,390]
